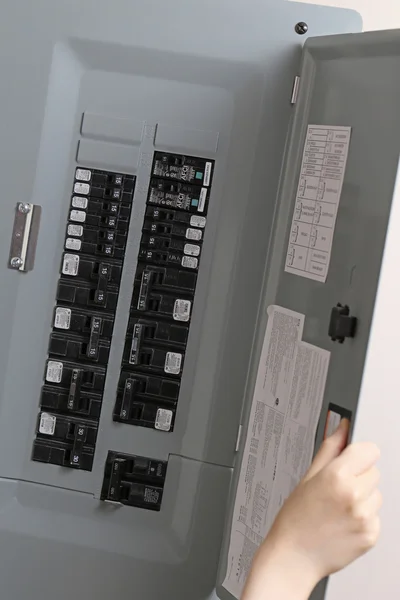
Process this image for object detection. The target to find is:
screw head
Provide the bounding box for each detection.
[295,22,308,35]
[10,257,23,268]
[18,203,31,214]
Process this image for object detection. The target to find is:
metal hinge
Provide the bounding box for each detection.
[235,424,243,452]
[291,76,300,105]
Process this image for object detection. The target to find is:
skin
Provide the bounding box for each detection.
[242,419,382,600]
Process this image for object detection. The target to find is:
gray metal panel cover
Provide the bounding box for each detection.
[0,1,360,599]
[217,28,400,600]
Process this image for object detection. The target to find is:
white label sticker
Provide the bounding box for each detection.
[67,224,83,237]
[54,307,72,330]
[190,215,206,228]
[39,413,57,436]
[284,125,352,283]
[65,238,82,251]
[173,299,191,322]
[62,253,80,276]
[186,228,202,241]
[164,352,182,375]
[184,243,200,257]
[72,196,88,209]
[74,182,90,195]
[203,162,213,187]
[198,188,207,212]
[324,409,342,439]
[75,168,92,182]
[222,306,331,599]
[46,361,63,383]
[181,256,198,269]
[155,409,173,432]
[70,210,86,223]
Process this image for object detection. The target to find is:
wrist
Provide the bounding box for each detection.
[243,532,320,600]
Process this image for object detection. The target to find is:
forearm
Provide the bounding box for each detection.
[241,535,318,600]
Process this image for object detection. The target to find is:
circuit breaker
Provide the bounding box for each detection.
[1,1,398,600]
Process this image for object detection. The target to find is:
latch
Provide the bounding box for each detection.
[8,203,41,272]
[329,303,357,343]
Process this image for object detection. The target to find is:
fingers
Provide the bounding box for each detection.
[353,490,383,536]
[356,466,381,500]
[306,419,350,479]
[335,442,380,477]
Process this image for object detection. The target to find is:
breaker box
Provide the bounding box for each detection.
[0,1,399,599]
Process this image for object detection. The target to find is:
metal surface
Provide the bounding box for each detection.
[8,202,41,272]
[295,22,309,35]
[0,1,361,599]
[218,27,400,600]
[291,75,301,105]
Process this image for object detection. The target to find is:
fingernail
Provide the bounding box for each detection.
[335,418,349,434]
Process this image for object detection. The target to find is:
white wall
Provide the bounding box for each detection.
[293,0,400,30]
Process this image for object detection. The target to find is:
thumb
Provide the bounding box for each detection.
[305,418,350,480]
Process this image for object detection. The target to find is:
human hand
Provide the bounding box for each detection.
[268,419,381,582]
[242,419,382,600]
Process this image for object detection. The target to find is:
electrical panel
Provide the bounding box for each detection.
[32,168,135,471]
[113,152,214,433]
[0,1,367,599]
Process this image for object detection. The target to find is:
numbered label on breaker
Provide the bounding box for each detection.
[54,307,71,330]
[184,243,200,257]
[190,215,206,228]
[70,210,86,223]
[62,254,80,276]
[39,413,57,436]
[182,256,198,269]
[46,361,63,383]
[72,196,88,209]
[68,224,83,237]
[186,228,202,241]
[155,409,173,432]
[173,299,191,322]
[75,168,92,182]
[164,352,182,375]
[65,238,82,251]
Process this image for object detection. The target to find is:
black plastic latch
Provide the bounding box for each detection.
[329,304,357,343]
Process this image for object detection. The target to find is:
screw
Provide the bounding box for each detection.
[295,22,308,35]
[10,257,23,269]
[18,203,31,214]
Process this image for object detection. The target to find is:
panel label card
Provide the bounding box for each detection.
[285,125,352,283]
[222,306,330,599]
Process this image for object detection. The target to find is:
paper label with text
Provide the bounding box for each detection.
[285,125,351,283]
[222,306,330,599]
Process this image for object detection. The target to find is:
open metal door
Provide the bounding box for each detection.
[218,29,400,600]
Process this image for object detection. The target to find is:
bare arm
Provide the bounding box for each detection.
[242,420,381,600]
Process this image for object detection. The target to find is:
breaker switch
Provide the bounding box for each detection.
[101,451,167,511]
[68,368,82,411]
[69,424,87,467]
